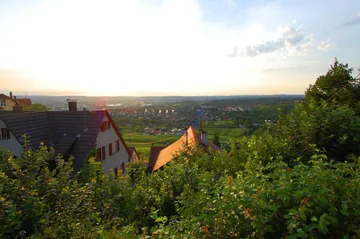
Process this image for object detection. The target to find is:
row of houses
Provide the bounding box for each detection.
[0,95,220,175]
[0,92,32,111]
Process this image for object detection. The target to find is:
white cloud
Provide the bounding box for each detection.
[232,24,314,58]
[318,39,334,51]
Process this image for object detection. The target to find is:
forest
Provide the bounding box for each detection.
[1,58,360,238]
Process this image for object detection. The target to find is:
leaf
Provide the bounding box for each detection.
[341,203,349,216]
[319,222,329,234]
[297,228,307,238]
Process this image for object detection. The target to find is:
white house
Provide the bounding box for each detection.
[0,100,131,175]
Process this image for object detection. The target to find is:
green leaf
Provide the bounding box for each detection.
[297,228,307,238]
[319,222,329,234]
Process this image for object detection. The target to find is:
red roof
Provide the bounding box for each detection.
[16,98,32,106]
[152,126,221,171]
[0,93,13,100]
[149,146,166,168]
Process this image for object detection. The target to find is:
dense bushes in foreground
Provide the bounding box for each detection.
[1,141,360,238]
[1,59,360,238]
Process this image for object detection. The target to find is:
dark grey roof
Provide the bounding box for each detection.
[0,110,106,170]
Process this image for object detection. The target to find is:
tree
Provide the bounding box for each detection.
[24,103,50,111]
[305,58,360,111]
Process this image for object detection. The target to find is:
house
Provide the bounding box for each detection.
[148,145,166,171]
[0,92,32,111]
[151,126,220,171]
[0,100,130,175]
[128,146,140,162]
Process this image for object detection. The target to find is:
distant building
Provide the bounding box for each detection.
[0,92,32,111]
[151,126,221,172]
[0,100,131,175]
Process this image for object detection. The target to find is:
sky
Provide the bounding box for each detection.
[0,0,359,96]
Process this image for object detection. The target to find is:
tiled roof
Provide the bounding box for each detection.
[16,98,32,106]
[152,126,198,171]
[0,110,115,170]
[0,93,13,100]
[0,111,51,148]
[152,126,221,171]
[149,146,166,169]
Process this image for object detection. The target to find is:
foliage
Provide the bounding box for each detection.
[276,100,360,163]
[2,59,360,238]
[23,103,50,111]
[305,58,360,112]
[212,132,220,147]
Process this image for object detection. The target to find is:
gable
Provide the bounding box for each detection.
[0,119,23,157]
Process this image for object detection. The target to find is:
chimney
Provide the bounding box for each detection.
[201,131,208,146]
[67,99,78,112]
[13,95,16,99]
[9,92,12,99]
[13,105,23,113]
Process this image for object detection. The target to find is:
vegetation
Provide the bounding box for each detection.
[24,103,50,111]
[1,59,360,238]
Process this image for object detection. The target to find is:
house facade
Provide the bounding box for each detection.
[0,92,32,111]
[0,119,23,155]
[0,101,130,175]
[0,93,17,111]
[95,113,130,174]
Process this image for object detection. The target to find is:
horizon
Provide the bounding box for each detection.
[1,0,360,96]
[0,92,305,98]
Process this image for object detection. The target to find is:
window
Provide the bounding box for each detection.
[0,100,5,106]
[114,167,118,176]
[101,146,106,160]
[109,143,113,156]
[116,140,120,152]
[1,128,10,139]
[96,148,101,160]
[100,121,111,132]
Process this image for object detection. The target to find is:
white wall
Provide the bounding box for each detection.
[0,120,23,157]
[95,114,129,175]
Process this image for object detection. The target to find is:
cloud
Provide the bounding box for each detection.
[318,39,334,51]
[239,24,314,57]
[343,11,360,27]
[261,65,310,72]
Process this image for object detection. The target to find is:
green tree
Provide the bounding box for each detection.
[305,58,360,111]
[24,103,50,111]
